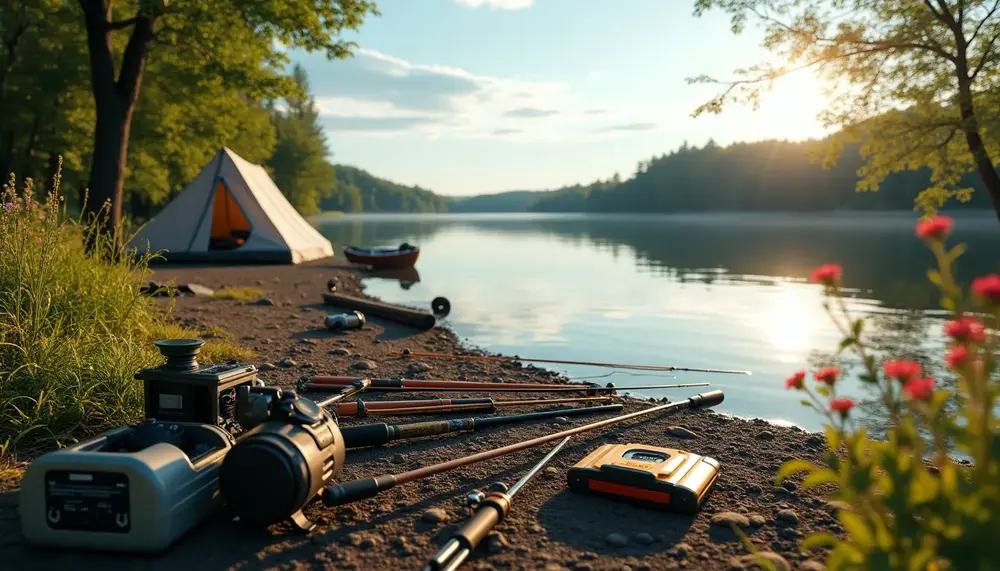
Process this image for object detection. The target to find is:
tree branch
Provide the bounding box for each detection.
[969,0,1000,43]
[107,17,138,31]
[972,31,1000,78]
[115,15,156,104]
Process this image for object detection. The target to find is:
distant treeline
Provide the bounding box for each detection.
[322,165,449,213]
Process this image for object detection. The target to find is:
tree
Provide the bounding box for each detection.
[75,0,378,233]
[266,65,335,215]
[689,0,1000,223]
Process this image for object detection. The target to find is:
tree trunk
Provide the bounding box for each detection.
[79,0,155,237]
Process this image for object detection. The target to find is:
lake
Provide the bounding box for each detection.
[311,212,1000,432]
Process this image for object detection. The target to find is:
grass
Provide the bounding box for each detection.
[210,286,268,301]
[0,164,254,465]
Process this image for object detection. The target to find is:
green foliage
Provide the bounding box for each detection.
[266,64,336,216]
[0,165,252,459]
[448,190,554,213]
[780,221,999,570]
[210,287,268,301]
[322,164,449,213]
[690,1,1000,216]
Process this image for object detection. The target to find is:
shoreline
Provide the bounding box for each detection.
[0,259,841,570]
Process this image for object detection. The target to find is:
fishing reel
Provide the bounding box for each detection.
[219,383,366,532]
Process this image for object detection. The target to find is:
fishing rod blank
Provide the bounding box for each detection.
[321,390,725,507]
[313,395,615,417]
[425,437,571,571]
[301,376,711,394]
[341,404,624,448]
[389,350,752,375]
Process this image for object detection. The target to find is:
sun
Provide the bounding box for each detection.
[754,70,833,140]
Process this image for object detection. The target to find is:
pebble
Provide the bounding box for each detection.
[756,430,776,441]
[826,500,852,514]
[391,454,405,464]
[709,511,750,529]
[551,416,570,425]
[298,362,313,369]
[253,298,275,306]
[278,358,297,368]
[749,514,766,527]
[781,481,797,492]
[746,483,762,494]
[667,426,697,439]
[329,348,352,356]
[777,527,801,540]
[391,536,415,555]
[800,561,826,571]
[259,362,277,371]
[407,361,432,374]
[805,434,823,446]
[298,338,316,345]
[421,508,448,523]
[352,360,376,370]
[342,532,363,546]
[605,533,629,547]
[543,466,559,477]
[634,532,655,545]
[486,532,509,554]
[672,543,692,558]
[729,552,790,571]
[359,535,379,549]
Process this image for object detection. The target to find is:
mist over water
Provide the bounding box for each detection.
[312,212,1000,432]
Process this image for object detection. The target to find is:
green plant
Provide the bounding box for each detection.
[210,287,268,301]
[777,217,998,570]
[0,164,252,461]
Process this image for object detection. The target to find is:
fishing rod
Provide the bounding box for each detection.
[389,350,752,375]
[320,390,724,508]
[317,395,616,418]
[341,404,623,449]
[300,376,711,394]
[425,437,570,571]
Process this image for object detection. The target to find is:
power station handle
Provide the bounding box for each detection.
[322,475,398,506]
[689,390,724,409]
[341,424,394,448]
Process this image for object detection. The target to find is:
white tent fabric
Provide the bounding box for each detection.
[129,147,333,264]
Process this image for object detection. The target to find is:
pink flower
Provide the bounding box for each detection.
[945,345,969,369]
[815,367,841,385]
[829,397,855,417]
[971,274,1000,304]
[943,317,986,343]
[810,264,842,286]
[883,360,921,382]
[785,370,806,390]
[915,216,954,240]
[903,377,936,401]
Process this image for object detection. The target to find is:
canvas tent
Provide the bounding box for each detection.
[130,147,334,264]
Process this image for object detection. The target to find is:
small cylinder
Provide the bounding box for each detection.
[325,311,366,331]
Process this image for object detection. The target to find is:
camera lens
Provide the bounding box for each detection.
[154,338,205,370]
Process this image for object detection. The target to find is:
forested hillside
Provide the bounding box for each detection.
[447,190,551,212]
[322,165,449,213]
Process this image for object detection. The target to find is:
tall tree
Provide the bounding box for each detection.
[75,0,378,233]
[689,0,1000,223]
[266,65,335,215]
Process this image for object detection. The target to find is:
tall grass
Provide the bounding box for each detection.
[0,163,252,462]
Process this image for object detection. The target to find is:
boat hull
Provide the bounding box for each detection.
[344,246,420,269]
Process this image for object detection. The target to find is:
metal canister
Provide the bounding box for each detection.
[324,311,366,331]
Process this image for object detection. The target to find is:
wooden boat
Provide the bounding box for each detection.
[343,243,420,269]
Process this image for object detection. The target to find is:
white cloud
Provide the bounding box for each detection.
[453,0,534,10]
[300,48,658,142]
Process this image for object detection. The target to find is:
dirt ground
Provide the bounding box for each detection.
[0,259,840,571]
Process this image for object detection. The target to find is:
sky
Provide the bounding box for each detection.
[290,0,835,196]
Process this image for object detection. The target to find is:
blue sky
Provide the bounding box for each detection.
[291,0,833,196]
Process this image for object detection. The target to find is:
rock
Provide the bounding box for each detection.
[298,338,316,345]
[352,360,376,370]
[253,298,275,306]
[805,434,823,446]
[329,348,352,356]
[298,362,313,369]
[551,416,570,425]
[278,358,297,368]
[826,500,852,514]
[359,535,379,549]
[729,552,790,571]
[801,560,826,571]
[310,532,332,545]
[781,481,797,492]
[777,527,801,540]
[342,532,363,546]
[749,514,766,527]
[756,430,776,441]
[634,532,655,545]
[605,533,629,547]
[667,426,697,439]
[421,508,448,523]
[746,483,763,494]
[710,511,750,529]
[391,454,405,464]
[407,362,432,374]
[543,466,559,477]
[486,531,509,554]
[673,543,692,558]
[259,362,277,371]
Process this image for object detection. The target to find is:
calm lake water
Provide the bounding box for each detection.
[311,212,1000,432]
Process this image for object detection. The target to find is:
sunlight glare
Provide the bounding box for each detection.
[762,287,815,354]
[754,70,832,140]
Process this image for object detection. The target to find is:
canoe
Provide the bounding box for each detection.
[344,243,420,269]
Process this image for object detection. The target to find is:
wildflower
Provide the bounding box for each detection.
[829,397,855,417]
[971,274,1000,304]
[915,216,954,240]
[815,366,841,385]
[785,370,806,390]
[903,377,936,401]
[883,360,921,382]
[810,264,842,286]
[945,345,969,369]
[2,202,13,212]
[943,316,986,343]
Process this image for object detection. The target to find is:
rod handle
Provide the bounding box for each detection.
[395,419,473,440]
[341,424,393,448]
[689,390,725,409]
[427,495,509,570]
[322,474,398,506]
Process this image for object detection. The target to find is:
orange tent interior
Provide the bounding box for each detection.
[209,180,251,250]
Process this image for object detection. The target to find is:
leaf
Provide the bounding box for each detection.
[802,468,839,489]
[826,425,841,450]
[946,243,967,263]
[775,459,817,484]
[927,269,943,286]
[816,385,830,397]
[839,511,875,549]
[838,337,856,352]
[852,318,865,336]
[800,399,817,410]
[801,532,841,551]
